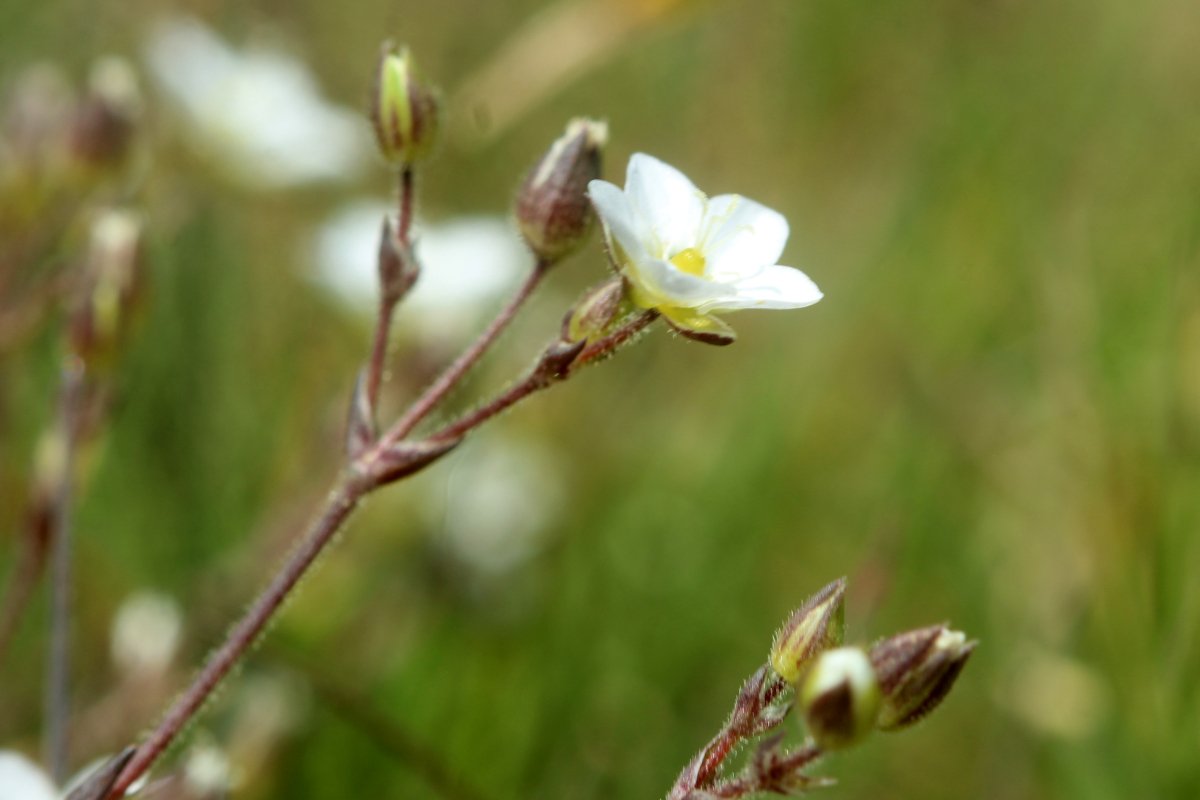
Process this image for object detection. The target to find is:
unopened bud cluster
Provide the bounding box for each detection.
[764,578,974,755]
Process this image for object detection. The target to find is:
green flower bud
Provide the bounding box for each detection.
[515,118,606,263]
[769,577,846,684]
[799,646,880,751]
[561,277,625,343]
[869,625,975,731]
[370,43,439,166]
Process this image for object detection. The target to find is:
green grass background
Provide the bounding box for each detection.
[2,0,1199,797]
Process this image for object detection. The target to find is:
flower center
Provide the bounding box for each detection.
[669,247,707,277]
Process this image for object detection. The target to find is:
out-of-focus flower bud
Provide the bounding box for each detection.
[69,57,140,175]
[799,646,880,751]
[769,577,846,684]
[561,277,624,343]
[369,43,439,166]
[68,209,145,370]
[377,214,418,305]
[869,624,975,731]
[183,742,233,798]
[515,118,606,263]
[110,591,183,677]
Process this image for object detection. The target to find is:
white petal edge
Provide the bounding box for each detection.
[700,194,790,281]
[625,153,704,258]
[701,265,822,311]
[587,179,647,261]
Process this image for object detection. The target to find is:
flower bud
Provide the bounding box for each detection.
[769,577,846,684]
[377,215,418,305]
[561,277,624,343]
[369,43,439,166]
[69,56,140,174]
[869,624,975,731]
[68,209,145,370]
[799,646,880,751]
[515,118,606,263]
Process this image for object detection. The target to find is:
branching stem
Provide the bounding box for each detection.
[381,259,550,446]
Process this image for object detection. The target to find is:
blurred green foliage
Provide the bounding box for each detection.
[2,0,1199,798]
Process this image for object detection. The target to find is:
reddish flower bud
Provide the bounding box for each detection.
[561,277,625,343]
[869,624,975,731]
[69,57,140,174]
[515,118,606,263]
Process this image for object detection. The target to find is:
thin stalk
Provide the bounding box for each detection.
[45,357,85,783]
[380,260,550,445]
[364,297,396,418]
[363,167,417,416]
[427,310,658,443]
[107,473,370,798]
[103,291,654,798]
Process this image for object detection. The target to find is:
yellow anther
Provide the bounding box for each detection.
[669,247,707,277]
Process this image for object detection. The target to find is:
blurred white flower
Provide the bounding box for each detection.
[142,15,370,188]
[183,742,232,796]
[310,204,533,343]
[0,751,56,800]
[110,590,183,676]
[422,432,565,575]
[0,749,149,800]
[228,673,307,765]
[588,153,822,343]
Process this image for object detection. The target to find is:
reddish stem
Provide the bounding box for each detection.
[427,310,658,443]
[380,260,549,445]
[364,167,416,417]
[106,474,369,798]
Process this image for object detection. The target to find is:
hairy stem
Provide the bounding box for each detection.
[428,309,658,443]
[45,357,85,783]
[104,290,655,797]
[107,474,370,798]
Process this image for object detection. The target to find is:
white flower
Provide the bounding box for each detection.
[143,15,370,188]
[0,751,56,800]
[309,205,532,344]
[110,590,183,676]
[588,153,822,343]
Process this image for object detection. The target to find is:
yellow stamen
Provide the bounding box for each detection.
[669,247,706,277]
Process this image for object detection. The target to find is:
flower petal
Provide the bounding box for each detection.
[588,179,648,264]
[701,194,789,281]
[631,256,735,308]
[625,153,704,258]
[701,265,822,311]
